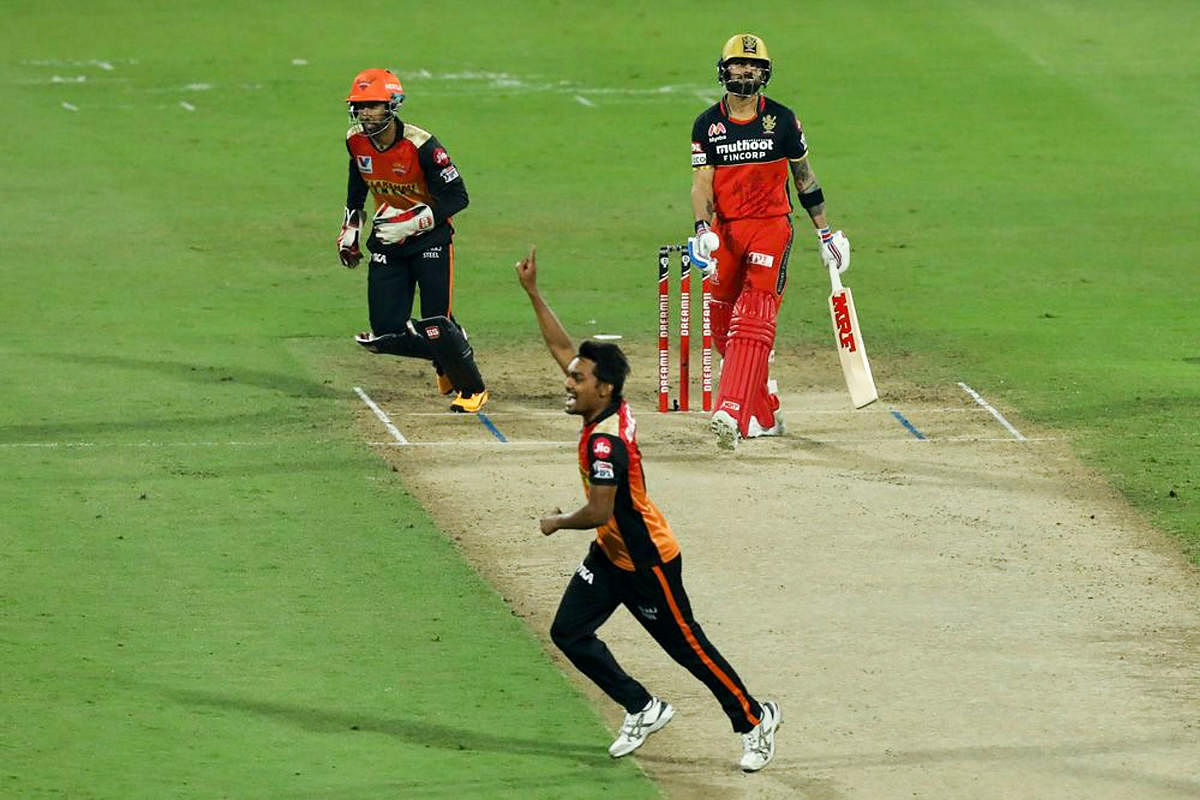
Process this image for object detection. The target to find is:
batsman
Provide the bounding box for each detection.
[690,34,851,449]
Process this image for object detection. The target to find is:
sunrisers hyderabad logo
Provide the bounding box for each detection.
[365,179,421,197]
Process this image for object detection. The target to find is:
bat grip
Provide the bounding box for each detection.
[827,262,845,293]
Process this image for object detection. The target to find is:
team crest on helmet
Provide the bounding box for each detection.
[742,35,759,54]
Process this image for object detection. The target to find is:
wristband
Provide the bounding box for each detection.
[817,227,833,244]
[695,220,711,234]
[799,187,825,211]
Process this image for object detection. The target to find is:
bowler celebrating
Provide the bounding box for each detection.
[515,246,781,772]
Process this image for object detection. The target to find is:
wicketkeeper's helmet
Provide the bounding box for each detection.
[346,68,405,134]
[717,34,772,96]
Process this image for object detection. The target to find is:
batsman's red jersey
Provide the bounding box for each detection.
[690,95,808,221]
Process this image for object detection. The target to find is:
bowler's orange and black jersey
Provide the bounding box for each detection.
[345,120,469,257]
[578,400,680,572]
[690,95,807,221]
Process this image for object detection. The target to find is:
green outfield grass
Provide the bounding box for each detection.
[2,0,1196,796]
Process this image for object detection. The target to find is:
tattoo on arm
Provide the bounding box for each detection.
[791,159,825,219]
[790,159,819,192]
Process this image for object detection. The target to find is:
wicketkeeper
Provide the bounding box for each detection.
[515,245,782,772]
[690,34,850,448]
[337,68,489,413]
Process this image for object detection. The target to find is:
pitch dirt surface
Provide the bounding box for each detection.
[353,343,1199,799]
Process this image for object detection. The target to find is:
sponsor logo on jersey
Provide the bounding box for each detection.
[575,561,594,585]
[637,605,659,620]
[422,247,442,258]
[424,325,441,339]
[365,179,422,198]
[433,147,450,167]
[762,114,776,133]
[748,251,775,267]
[439,165,459,183]
[592,460,614,480]
[592,438,612,457]
[714,139,775,155]
[707,122,727,138]
[371,252,387,264]
[356,155,373,173]
[692,141,703,153]
[692,152,708,167]
[391,162,409,176]
[831,292,857,351]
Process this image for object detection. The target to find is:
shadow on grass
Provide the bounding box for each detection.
[165,686,610,767]
[0,409,285,442]
[36,352,339,399]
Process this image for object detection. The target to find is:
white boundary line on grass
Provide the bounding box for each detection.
[353,386,408,445]
[957,382,1027,441]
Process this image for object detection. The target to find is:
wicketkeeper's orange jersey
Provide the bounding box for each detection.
[344,120,468,255]
[578,400,680,572]
[690,95,808,221]
[346,121,458,211]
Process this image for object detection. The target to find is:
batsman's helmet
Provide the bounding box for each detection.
[717,34,772,96]
[346,68,405,134]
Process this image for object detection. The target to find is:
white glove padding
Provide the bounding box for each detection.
[373,202,436,245]
[337,208,362,268]
[817,228,850,274]
[686,236,717,279]
[693,228,720,260]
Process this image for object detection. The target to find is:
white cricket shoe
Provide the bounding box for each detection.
[711,410,739,451]
[740,700,781,772]
[609,697,675,758]
[745,413,785,438]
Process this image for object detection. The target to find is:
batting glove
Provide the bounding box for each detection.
[817,227,850,274]
[687,235,717,279]
[374,202,436,245]
[693,221,720,260]
[337,208,362,268]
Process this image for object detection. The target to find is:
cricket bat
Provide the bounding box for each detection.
[827,263,878,408]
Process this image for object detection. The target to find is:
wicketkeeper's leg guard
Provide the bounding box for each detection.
[712,290,778,438]
[355,324,435,359]
[411,316,486,396]
[709,299,734,356]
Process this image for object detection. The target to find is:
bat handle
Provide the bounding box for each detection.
[827,262,845,293]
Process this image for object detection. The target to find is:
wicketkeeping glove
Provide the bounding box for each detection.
[693,221,720,260]
[817,227,850,274]
[373,202,436,245]
[337,208,362,268]
[687,235,717,280]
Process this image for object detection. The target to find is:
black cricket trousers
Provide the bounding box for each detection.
[550,541,764,733]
